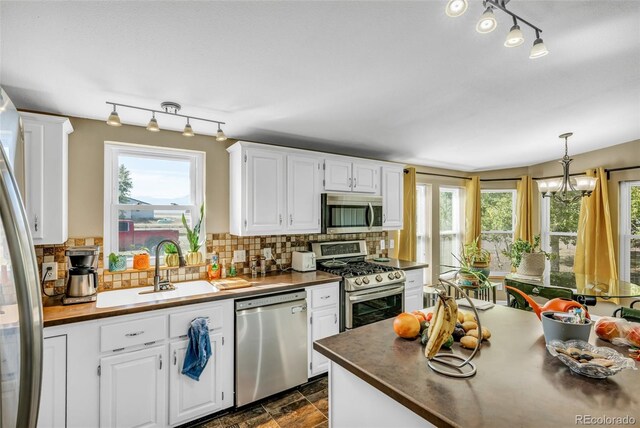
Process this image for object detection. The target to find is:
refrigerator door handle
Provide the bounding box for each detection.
[0,143,44,427]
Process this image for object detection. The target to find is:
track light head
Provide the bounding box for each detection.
[146,113,160,132]
[106,106,122,126]
[476,6,497,34]
[215,125,227,142]
[445,0,468,17]
[529,32,549,59]
[504,24,524,47]
[182,119,194,137]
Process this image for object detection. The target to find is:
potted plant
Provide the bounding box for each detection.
[182,204,204,265]
[108,252,127,272]
[164,243,181,267]
[457,238,491,286]
[503,236,552,277]
[132,247,151,270]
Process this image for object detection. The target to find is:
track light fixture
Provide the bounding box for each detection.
[447,0,547,59]
[537,133,597,204]
[105,100,227,141]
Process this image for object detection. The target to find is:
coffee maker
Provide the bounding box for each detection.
[62,246,100,305]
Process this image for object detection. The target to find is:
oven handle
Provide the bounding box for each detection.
[367,202,374,230]
[348,286,404,303]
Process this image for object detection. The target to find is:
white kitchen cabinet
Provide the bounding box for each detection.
[404,269,425,312]
[169,333,225,426]
[100,345,167,428]
[286,154,321,233]
[382,166,404,230]
[21,112,73,245]
[38,335,67,428]
[324,158,379,194]
[306,282,340,377]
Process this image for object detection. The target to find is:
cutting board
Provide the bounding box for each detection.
[213,278,253,290]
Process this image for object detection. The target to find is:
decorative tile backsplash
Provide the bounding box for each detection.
[37,231,389,295]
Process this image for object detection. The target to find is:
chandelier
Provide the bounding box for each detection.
[536,133,597,203]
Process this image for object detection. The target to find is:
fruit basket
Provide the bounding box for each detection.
[546,339,636,379]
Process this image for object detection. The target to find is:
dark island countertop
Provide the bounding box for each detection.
[314,305,640,428]
[43,270,341,327]
[371,258,428,271]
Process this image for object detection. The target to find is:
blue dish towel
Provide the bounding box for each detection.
[181,317,212,381]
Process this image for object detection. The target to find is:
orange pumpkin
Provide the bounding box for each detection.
[133,253,150,270]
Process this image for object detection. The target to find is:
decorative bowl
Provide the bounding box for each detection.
[546,339,636,379]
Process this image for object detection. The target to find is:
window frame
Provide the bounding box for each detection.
[480,189,516,276]
[416,183,432,264]
[103,142,206,267]
[439,186,464,279]
[620,180,640,282]
[540,194,579,283]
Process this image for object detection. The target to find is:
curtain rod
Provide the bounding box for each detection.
[606,165,640,179]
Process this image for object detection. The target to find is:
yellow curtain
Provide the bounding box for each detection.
[515,175,533,243]
[398,167,417,261]
[574,168,619,302]
[465,176,481,245]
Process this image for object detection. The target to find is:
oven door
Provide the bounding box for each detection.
[322,193,383,234]
[345,284,404,330]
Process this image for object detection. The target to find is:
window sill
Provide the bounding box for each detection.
[105,262,208,275]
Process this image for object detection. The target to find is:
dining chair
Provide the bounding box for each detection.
[612,300,640,323]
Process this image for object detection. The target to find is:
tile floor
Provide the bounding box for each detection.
[188,375,328,428]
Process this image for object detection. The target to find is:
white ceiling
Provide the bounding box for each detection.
[1,1,639,171]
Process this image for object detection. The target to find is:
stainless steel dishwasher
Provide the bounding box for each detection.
[235,290,308,406]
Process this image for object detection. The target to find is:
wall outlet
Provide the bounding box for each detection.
[380,239,386,250]
[389,239,395,249]
[233,250,246,263]
[262,247,273,259]
[42,262,58,281]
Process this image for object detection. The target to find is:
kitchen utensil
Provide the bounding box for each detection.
[505,285,589,320]
[292,251,316,272]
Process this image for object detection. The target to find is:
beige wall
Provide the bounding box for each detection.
[66,117,234,237]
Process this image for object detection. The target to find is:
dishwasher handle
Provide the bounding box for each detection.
[236,299,307,316]
[291,304,307,314]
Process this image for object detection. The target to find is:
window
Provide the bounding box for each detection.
[439,187,463,276]
[104,143,205,264]
[416,184,431,264]
[541,191,581,285]
[620,181,640,284]
[480,190,516,274]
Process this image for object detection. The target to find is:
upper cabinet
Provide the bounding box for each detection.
[228,141,403,236]
[323,159,378,194]
[21,112,73,245]
[382,166,404,230]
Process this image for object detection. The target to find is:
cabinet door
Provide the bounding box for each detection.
[169,333,224,426]
[352,163,378,194]
[382,166,404,229]
[404,287,424,313]
[323,159,353,192]
[38,336,67,428]
[245,149,285,234]
[309,306,339,377]
[22,121,45,241]
[100,345,167,428]
[287,155,320,233]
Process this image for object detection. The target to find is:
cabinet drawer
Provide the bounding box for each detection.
[169,304,224,338]
[100,315,166,352]
[310,284,338,309]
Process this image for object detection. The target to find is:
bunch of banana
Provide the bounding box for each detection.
[424,292,458,360]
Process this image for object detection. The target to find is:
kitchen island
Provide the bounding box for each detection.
[314,305,640,427]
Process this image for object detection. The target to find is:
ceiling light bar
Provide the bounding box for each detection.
[105,101,227,141]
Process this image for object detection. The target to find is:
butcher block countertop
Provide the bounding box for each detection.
[43,270,341,327]
[314,305,640,428]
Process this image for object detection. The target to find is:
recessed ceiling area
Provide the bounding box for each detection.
[1,1,638,171]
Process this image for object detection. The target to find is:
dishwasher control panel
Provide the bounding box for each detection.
[235,290,307,310]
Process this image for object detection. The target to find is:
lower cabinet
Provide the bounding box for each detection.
[306,282,340,377]
[38,335,67,428]
[99,345,167,428]
[404,269,426,312]
[169,332,225,426]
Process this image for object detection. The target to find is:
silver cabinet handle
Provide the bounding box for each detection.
[125,331,144,337]
[159,355,163,370]
[34,214,38,232]
[354,177,357,188]
[349,177,352,188]
[279,214,282,225]
[368,202,374,229]
[383,213,387,223]
[334,314,337,324]
[173,350,177,365]
[290,214,293,225]
[321,295,330,300]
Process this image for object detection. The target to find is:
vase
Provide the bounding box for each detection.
[133,253,150,270]
[108,255,127,272]
[516,252,545,277]
[165,253,180,267]
[186,251,203,266]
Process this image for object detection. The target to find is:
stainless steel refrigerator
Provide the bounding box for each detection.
[0,86,43,428]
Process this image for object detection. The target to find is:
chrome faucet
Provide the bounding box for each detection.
[153,239,186,292]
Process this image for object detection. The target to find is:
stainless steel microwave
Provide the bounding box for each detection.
[321,193,383,234]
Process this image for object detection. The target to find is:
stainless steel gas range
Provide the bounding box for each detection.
[311,240,405,331]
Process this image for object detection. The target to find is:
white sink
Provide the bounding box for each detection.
[96,280,218,308]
